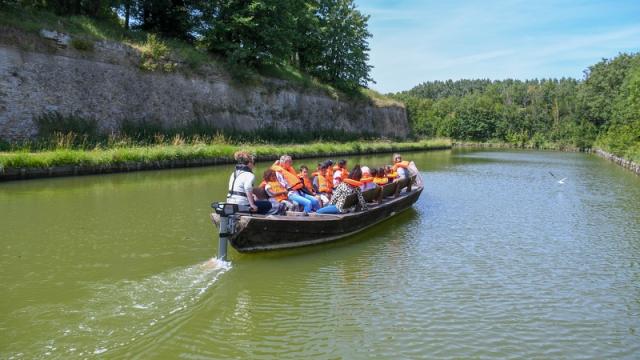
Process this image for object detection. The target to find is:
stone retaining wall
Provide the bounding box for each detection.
[595,149,640,176]
[0,28,408,141]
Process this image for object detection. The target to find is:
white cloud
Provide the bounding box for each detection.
[361,1,640,92]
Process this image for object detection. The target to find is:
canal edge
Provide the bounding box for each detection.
[594,148,640,176]
[0,146,452,182]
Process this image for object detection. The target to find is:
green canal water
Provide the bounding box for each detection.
[1,149,640,359]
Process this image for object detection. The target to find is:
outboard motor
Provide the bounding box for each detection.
[211,202,239,261]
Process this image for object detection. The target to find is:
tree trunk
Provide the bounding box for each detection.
[124,0,131,30]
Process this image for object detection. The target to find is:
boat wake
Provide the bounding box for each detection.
[8,258,231,359]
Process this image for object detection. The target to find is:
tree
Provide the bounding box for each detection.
[203,0,303,67]
[578,53,637,129]
[136,0,196,40]
[301,0,373,91]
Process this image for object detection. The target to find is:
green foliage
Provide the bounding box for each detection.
[393,53,640,159]
[578,53,637,128]
[596,57,640,161]
[0,139,451,169]
[133,0,196,40]
[299,0,373,92]
[70,37,94,51]
[0,4,129,39]
[35,112,98,139]
[204,0,305,67]
[201,0,372,91]
[2,2,383,101]
[18,112,401,153]
[139,34,176,72]
[13,0,116,18]
[118,119,387,145]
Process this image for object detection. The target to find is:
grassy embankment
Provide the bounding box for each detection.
[0,138,451,170]
[0,6,413,174]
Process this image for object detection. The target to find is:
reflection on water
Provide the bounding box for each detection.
[1,149,639,359]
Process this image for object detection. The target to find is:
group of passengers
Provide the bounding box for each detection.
[226,151,412,216]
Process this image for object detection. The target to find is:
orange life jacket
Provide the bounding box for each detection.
[373,177,388,185]
[317,174,331,193]
[361,175,373,183]
[283,164,297,175]
[267,181,288,202]
[326,167,334,183]
[271,165,303,190]
[392,161,410,171]
[298,173,315,194]
[387,172,398,180]
[343,178,363,188]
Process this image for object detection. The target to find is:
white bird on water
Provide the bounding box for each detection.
[549,171,567,184]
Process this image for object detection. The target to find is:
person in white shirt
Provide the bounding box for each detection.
[393,153,410,179]
[226,151,271,214]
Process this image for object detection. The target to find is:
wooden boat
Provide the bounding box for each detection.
[211,176,423,252]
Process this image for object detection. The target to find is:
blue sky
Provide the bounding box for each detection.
[355,0,640,93]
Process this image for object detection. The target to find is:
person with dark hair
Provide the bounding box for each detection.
[317,165,368,214]
[322,160,334,194]
[299,165,324,207]
[373,167,389,185]
[263,168,294,212]
[298,165,314,194]
[385,165,398,181]
[226,150,271,214]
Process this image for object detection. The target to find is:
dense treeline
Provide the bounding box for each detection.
[2,0,373,91]
[392,53,640,161]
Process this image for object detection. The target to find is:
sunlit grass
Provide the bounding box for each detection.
[0,139,451,170]
[359,88,403,107]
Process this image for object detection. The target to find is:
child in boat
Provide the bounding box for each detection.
[317,165,368,214]
[312,162,323,192]
[299,165,323,206]
[324,160,334,189]
[313,163,332,205]
[333,159,348,187]
[359,166,377,192]
[385,165,398,182]
[374,167,389,185]
[263,168,295,211]
[298,165,316,195]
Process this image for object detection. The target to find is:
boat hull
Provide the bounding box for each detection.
[224,187,423,252]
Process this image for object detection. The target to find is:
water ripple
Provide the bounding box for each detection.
[3,258,230,359]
